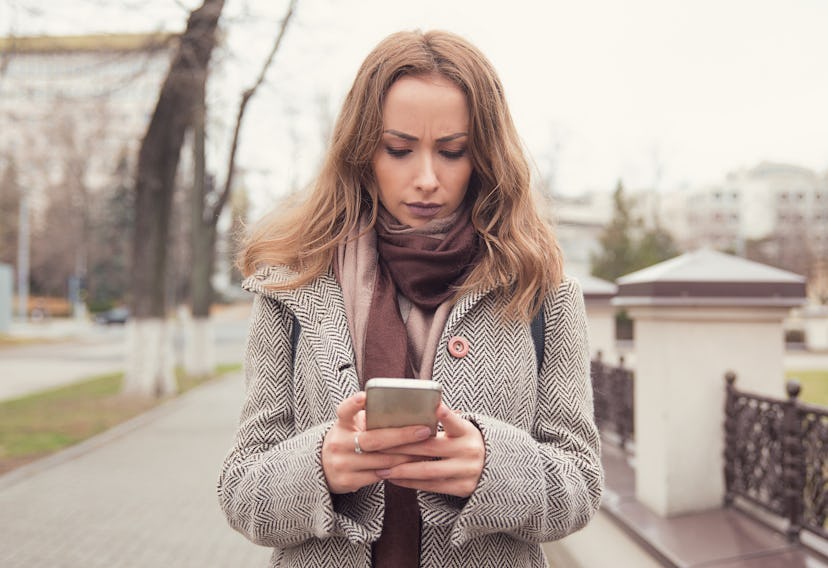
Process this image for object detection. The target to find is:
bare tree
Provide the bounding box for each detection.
[183,0,297,377]
[124,0,225,397]
[28,106,104,310]
[0,154,19,266]
[86,150,133,311]
[227,183,249,287]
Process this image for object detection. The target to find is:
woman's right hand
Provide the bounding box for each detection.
[322,392,433,494]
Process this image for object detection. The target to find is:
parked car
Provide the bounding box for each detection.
[95,306,130,325]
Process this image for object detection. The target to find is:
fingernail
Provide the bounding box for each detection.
[415,427,431,440]
[376,469,391,478]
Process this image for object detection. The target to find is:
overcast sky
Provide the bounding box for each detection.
[4,0,827,212]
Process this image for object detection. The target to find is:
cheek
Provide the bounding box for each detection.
[449,162,473,192]
[371,157,390,197]
[373,156,401,189]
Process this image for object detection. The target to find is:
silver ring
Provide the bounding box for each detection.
[354,433,363,455]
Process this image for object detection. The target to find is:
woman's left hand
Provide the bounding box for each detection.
[375,403,485,498]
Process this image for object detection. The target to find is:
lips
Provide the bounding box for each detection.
[405,202,441,218]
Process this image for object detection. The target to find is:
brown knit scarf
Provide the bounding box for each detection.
[366,205,478,568]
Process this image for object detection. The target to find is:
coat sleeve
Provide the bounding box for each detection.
[448,278,604,546]
[216,294,378,548]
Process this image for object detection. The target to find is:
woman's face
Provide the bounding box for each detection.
[372,73,473,228]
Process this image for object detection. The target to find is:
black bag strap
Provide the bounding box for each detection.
[531,307,545,373]
[291,314,301,367]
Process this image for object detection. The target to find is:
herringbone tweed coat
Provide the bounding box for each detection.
[218,265,603,568]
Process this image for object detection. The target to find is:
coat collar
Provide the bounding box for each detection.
[243,264,497,412]
[243,264,493,333]
[244,266,360,403]
[242,265,343,320]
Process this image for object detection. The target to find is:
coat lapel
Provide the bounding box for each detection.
[244,266,360,408]
[244,266,496,408]
[441,287,491,337]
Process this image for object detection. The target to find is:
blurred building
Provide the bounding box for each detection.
[657,162,826,282]
[682,184,742,253]
[736,162,826,277]
[0,33,177,311]
[552,162,828,303]
[0,32,176,200]
[552,192,614,276]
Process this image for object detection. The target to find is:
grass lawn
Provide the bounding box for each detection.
[0,363,242,475]
[784,369,828,407]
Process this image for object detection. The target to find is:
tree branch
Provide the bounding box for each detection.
[209,0,297,224]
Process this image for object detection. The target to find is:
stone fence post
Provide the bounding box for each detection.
[575,273,617,362]
[613,249,805,517]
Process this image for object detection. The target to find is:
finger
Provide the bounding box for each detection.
[381,436,445,458]
[377,457,475,481]
[324,444,420,486]
[358,425,432,453]
[336,392,366,423]
[327,430,425,462]
[352,453,423,471]
[437,403,469,438]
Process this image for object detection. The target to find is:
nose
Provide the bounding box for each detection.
[414,153,439,192]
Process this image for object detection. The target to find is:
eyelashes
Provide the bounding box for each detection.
[440,149,466,160]
[385,147,410,158]
[384,146,467,160]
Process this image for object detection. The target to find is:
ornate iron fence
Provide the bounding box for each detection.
[590,354,634,450]
[724,371,828,542]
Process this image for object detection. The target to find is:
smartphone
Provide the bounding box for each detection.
[364,378,442,435]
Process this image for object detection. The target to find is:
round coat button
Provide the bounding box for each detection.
[448,336,469,358]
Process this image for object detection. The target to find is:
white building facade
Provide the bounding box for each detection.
[0,33,177,312]
[0,33,176,203]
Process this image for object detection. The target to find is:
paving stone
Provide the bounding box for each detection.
[0,374,272,567]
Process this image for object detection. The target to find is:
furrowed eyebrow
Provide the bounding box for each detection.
[436,132,468,143]
[383,129,418,141]
[382,129,468,143]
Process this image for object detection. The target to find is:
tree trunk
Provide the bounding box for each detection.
[184,91,216,377]
[182,0,297,379]
[184,219,216,376]
[124,0,225,397]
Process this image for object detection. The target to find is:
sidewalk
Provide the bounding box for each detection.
[0,372,272,568]
[597,443,828,567]
[3,362,824,567]
[0,367,652,568]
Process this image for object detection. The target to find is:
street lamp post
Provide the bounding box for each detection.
[16,184,29,319]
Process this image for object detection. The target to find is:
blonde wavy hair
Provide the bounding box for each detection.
[240,29,563,321]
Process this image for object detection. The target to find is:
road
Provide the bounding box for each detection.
[0,303,251,402]
[5,303,828,404]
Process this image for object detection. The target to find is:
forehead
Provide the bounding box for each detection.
[381,73,469,131]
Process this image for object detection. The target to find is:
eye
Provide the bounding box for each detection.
[440,149,467,160]
[385,146,411,158]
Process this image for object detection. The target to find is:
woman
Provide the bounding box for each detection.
[218,29,603,568]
